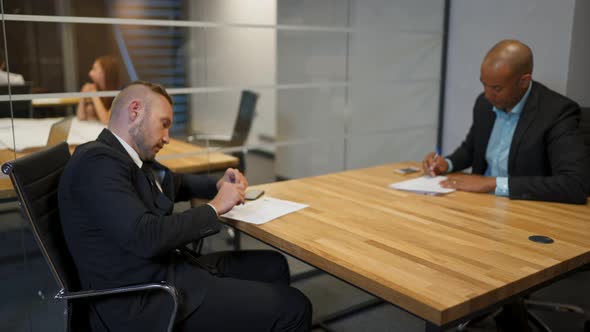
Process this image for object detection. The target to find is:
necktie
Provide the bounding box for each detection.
[141,162,161,192]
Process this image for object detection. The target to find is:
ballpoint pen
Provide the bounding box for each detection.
[430,147,441,176]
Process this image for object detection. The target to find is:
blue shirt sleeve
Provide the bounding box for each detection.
[444,158,453,173]
[495,177,509,196]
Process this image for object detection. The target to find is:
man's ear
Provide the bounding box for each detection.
[128,99,142,121]
[519,73,532,87]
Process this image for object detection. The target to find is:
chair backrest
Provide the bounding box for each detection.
[1,142,77,292]
[579,107,590,195]
[229,90,259,146]
[0,83,32,118]
[580,107,590,152]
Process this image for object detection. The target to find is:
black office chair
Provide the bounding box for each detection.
[0,83,32,118]
[579,107,590,160]
[187,90,259,251]
[188,90,259,172]
[2,142,179,332]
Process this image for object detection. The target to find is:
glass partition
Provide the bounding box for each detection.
[0,0,445,330]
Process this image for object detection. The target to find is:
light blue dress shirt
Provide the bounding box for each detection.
[485,82,532,196]
[444,83,532,197]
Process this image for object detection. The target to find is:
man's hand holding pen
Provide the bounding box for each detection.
[422,151,496,193]
[211,168,248,214]
[422,149,449,177]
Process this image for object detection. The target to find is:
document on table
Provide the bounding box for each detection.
[0,118,105,150]
[221,196,308,225]
[67,118,105,145]
[389,176,455,195]
[0,118,63,150]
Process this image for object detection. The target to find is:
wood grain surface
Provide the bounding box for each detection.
[223,162,590,325]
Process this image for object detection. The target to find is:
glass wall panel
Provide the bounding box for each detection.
[0,0,445,330]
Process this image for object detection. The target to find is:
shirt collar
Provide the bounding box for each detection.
[110,129,143,169]
[492,81,532,115]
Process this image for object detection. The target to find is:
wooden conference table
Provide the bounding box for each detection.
[222,162,590,330]
[0,138,238,200]
[31,97,80,107]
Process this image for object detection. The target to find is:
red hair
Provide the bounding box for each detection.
[95,55,121,109]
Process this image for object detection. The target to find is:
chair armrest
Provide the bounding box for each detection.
[55,282,178,332]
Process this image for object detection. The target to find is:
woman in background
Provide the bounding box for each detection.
[76,55,120,125]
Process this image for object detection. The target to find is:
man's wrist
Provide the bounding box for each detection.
[494,177,509,196]
[206,202,219,216]
[444,158,453,173]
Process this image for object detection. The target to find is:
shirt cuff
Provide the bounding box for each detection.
[206,203,219,216]
[495,177,509,196]
[444,158,453,173]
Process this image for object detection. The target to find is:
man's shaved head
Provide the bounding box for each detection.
[108,80,174,161]
[483,39,533,77]
[480,40,534,111]
[109,81,172,123]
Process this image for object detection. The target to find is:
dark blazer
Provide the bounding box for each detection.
[58,129,222,331]
[448,81,590,204]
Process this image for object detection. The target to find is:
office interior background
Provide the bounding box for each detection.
[0,0,588,331]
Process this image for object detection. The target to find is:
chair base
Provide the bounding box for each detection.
[458,299,588,332]
[457,309,501,331]
[527,310,552,332]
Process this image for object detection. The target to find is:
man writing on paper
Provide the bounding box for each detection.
[423,39,589,204]
[59,81,311,331]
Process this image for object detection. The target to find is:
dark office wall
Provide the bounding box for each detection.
[72,0,119,90]
[566,0,590,107]
[1,1,64,93]
[442,0,578,154]
[0,0,120,93]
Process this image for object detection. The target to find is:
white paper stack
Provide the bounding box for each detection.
[67,118,105,145]
[0,118,63,150]
[222,196,308,225]
[389,176,455,195]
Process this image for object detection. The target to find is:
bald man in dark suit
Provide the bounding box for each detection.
[424,39,589,204]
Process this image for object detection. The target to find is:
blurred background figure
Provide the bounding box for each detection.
[76,55,120,124]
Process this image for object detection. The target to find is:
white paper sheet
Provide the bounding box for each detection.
[389,176,455,195]
[67,118,105,145]
[221,196,308,225]
[0,118,105,151]
[0,118,63,150]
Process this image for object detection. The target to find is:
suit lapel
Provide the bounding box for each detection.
[473,100,496,174]
[149,161,175,198]
[508,82,539,172]
[136,165,174,215]
[143,162,175,214]
[96,129,129,157]
[481,106,496,153]
[97,129,175,215]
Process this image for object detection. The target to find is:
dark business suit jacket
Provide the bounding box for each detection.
[58,129,221,331]
[448,81,590,204]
